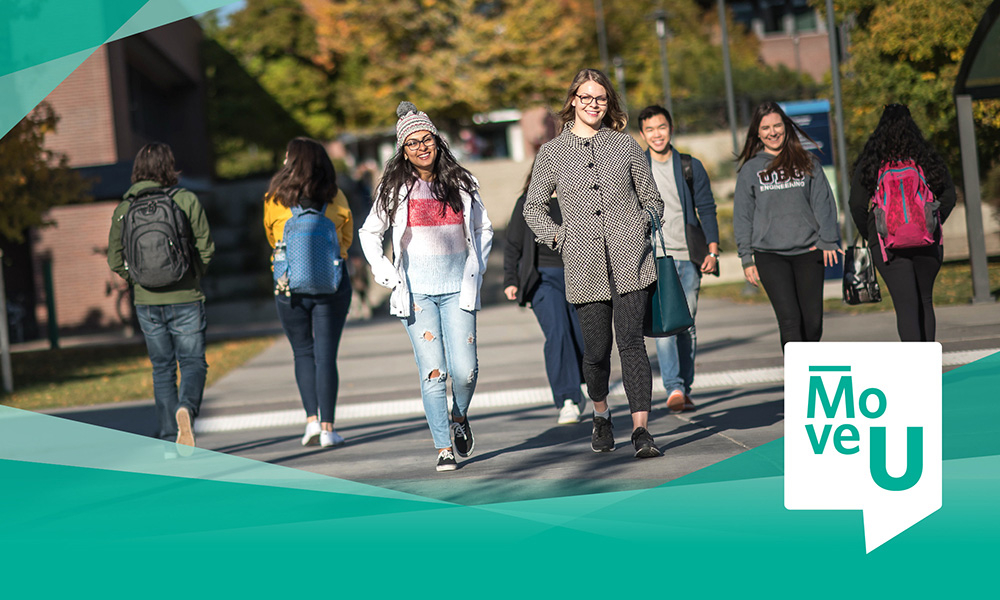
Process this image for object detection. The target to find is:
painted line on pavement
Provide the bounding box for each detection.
[194,347,999,434]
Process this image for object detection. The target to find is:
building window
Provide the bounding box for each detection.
[792,0,818,33]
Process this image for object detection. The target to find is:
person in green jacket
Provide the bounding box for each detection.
[107,143,215,450]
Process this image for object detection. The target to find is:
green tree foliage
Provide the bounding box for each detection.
[305,0,595,128]
[0,103,87,243]
[204,0,829,175]
[601,0,816,130]
[202,0,334,178]
[832,0,1000,182]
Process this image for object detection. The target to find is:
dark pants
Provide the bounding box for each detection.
[275,270,352,423]
[532,267,585,409]
[135,300,208,440]
[872,243,942,341]
[575,283,652,414]
[754,250,825,349]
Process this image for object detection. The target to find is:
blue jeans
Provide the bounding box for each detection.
[655,259,701,396]
[135,301,208,440]
[275,271,352,423]
[402,292,478,449]
[532,267,585,409]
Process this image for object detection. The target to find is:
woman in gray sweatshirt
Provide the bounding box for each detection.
[733,102,841,350]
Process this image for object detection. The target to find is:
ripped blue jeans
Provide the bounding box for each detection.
[402,292,478,449]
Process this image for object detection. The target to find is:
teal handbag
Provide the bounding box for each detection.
[643,207,694,338]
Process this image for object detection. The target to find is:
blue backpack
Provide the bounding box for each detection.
[272,204,343,296]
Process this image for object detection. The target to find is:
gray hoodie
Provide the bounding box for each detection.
[734,152,839,268]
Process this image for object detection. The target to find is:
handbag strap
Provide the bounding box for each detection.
[644,207,668,257]
[851,233,869,249]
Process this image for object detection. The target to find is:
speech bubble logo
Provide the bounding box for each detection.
[784,342,941,553]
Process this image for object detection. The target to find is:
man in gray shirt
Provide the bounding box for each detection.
[638,105,720,412]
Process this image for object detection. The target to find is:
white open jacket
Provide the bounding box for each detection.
[359,181,493,318]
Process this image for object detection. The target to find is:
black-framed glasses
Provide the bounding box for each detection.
[403,135,436,150]
[576,94,609,106]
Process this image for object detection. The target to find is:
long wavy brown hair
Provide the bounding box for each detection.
[267,137,338,208]
[557,68,627,132]
[737,101,819,180]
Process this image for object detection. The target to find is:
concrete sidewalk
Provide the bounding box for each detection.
[46,297,1000,504]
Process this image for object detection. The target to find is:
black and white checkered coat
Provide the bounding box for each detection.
[524,122,664,304]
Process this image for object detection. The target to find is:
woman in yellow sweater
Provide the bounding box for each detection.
[264,138,353,448]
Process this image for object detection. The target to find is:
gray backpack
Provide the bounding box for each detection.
[120,187,195,288]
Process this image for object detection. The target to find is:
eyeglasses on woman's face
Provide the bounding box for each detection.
[575,93,609,107]
[403,134,436,151]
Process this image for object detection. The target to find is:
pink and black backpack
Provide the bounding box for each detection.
[871,160,941,261]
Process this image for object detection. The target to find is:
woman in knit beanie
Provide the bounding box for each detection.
[359,101,494,472]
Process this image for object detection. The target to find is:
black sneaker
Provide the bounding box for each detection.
[631,427,661,459]
[451,418,474,458]
[591,416,615,452]
[436,448,457,472]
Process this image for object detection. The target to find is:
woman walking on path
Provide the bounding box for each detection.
[734,101,841,350]
[359,101,493,472]
[523,68,664,458]
[504,167,586,425]
[849,103,956,341]
[264,138,353,448]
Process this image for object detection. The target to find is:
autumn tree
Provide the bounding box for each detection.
[600,0,816,130]
[831,0,1000,180]
[202,0,334,178]
[303,0,596,129]
[0,103,87,243]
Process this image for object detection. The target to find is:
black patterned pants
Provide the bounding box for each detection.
[575,283,652,414]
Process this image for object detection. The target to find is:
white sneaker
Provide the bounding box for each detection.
[558,399,581,424]
[301,421,322,446]
[320,429,345,447]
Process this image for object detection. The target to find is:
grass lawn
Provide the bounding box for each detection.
[1,335,277,411]
[701,259,1000,314]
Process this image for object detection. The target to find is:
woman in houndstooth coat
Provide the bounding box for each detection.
[523,68,664,459]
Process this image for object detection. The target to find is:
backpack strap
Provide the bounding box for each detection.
[680,153,695,202]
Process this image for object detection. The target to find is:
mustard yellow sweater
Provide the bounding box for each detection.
[263,190,353,260]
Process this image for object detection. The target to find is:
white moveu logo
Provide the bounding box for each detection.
[785,342,942,553]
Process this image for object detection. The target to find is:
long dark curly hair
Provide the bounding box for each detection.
[376,134,477,222]
[267,137,338,207]
[737,101,818,180]
[853,104,949,197]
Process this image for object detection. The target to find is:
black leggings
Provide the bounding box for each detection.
[575,284,652,414]
[754,250,825,349]
[872,242,942,341]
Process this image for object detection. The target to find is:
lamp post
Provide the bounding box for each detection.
[613,56,628,111]
[652,9,673,116]
[717,0,739,155]
[594,0,610,72]
[826,0,854,242]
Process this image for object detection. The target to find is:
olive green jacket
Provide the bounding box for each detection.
[107,181,215,305]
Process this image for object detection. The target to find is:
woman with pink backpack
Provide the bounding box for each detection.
[849,104,957,341]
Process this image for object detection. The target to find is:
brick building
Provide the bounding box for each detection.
[16,18,212,339]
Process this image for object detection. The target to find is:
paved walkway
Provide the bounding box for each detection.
[45,297,1000,504]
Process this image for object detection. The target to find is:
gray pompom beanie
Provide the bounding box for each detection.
[395,101,438,150]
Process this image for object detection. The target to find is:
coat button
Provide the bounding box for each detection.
[595,210,602,216]
[592,184,599,190]
[584,142,590,147]
[588,163,594,168]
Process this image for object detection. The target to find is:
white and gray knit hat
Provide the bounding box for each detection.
[395,101,438,150]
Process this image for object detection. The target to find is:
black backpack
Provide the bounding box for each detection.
[120,187,195,288]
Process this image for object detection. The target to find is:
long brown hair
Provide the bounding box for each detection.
[737,101,818,180]
[267,137,338,208]
[557,68,627,132]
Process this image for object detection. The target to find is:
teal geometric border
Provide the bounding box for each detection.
[2,1,999,594]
